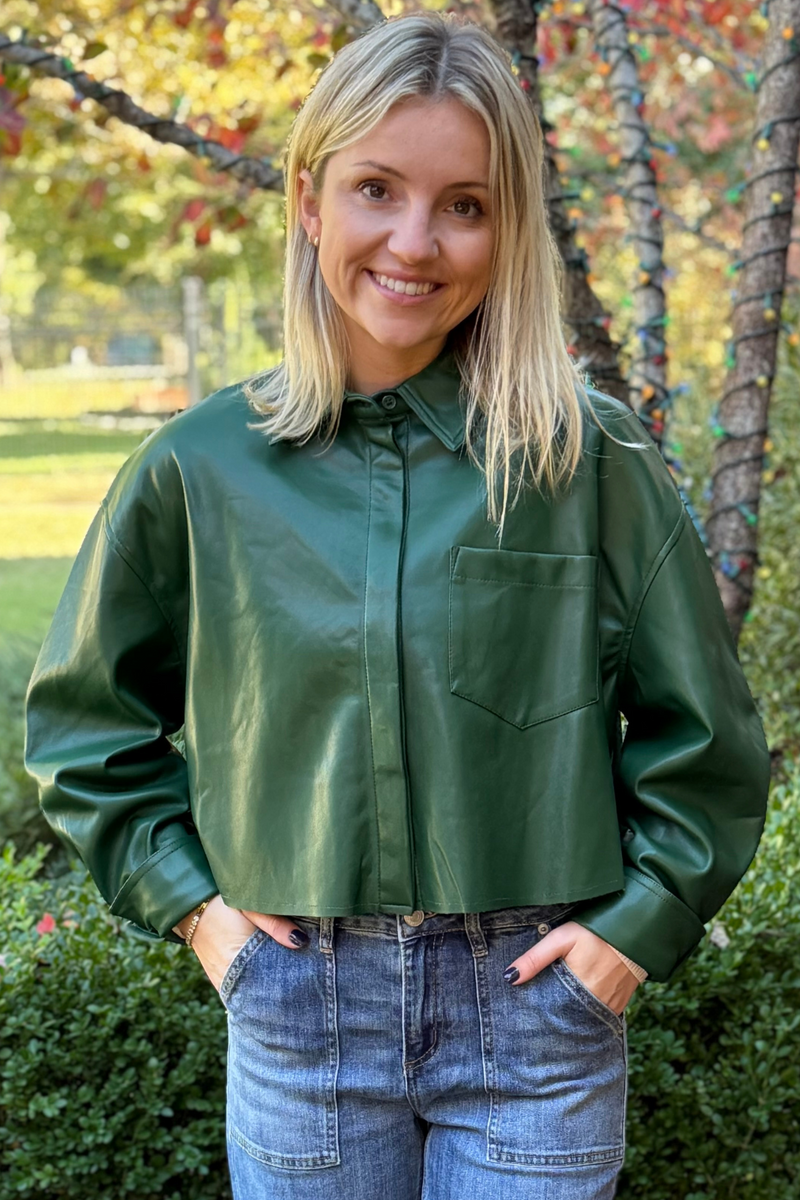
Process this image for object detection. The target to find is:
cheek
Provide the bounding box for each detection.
[456,235,494,286]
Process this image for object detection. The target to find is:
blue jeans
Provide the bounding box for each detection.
[220,904,628,1199]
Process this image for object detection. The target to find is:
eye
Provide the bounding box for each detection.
[452,197,485,218]
[357,181,485,218]
[357,181,389,201]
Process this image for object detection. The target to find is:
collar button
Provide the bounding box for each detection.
[380,393,398,411]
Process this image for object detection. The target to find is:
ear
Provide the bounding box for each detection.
[297,168,321,242]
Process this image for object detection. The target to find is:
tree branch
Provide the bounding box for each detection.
[0,32,284,192]
[325,0,384,30]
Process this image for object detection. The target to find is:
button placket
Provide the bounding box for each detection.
[361,417,415,908]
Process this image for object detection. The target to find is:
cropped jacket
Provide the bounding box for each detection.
[24,347,771,982]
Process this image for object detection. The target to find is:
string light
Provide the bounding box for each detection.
[543,0,798,605]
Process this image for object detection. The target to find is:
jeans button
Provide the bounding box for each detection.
[538,923,551,935]
[404,910,426,927]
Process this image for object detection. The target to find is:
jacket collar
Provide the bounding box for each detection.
[343,346,467,452]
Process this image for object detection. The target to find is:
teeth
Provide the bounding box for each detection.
[374,272,437,297]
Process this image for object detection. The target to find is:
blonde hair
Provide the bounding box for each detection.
[245,10,634,532]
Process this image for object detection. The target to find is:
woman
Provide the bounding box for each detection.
[25,12,770,1199]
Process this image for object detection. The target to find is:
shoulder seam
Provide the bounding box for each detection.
[615,509,687,685]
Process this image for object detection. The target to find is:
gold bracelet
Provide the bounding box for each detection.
[183,900,211,949]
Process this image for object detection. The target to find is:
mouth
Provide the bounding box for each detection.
[366,269,444,304]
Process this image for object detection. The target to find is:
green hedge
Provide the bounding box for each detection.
[1,763,798,1198]
[0,845,231,1199]
[617,760,800,1198]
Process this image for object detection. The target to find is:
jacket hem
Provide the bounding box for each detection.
[217,875,627,919]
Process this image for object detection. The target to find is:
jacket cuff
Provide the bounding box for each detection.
[570,866,706,983]
[109,833,219,941]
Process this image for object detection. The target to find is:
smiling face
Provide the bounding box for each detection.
[297,94,494,395]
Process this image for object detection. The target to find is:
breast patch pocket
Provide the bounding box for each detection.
[448,546,599,729]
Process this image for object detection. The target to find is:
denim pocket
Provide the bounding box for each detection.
[225,920,340,1170]
[218,927,266,1005]
[448,546,599,729]
[477,916,627,1167]
[551,956,626,1031]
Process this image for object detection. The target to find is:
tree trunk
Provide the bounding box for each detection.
[488,0,628,404]
[589,0,667,443]
[708,0,800,639]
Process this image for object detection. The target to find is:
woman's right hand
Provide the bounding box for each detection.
[175,894,310,994]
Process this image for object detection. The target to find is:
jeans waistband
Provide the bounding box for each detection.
[289,902,576,942]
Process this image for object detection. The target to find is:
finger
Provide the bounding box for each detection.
[504,924,578,985]
[239,910,310,950]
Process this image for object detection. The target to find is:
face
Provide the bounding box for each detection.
[297,94,494,394]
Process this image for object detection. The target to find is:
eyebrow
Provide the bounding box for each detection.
[352,160,489,190]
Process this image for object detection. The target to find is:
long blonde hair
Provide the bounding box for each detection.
[245,10,631,531]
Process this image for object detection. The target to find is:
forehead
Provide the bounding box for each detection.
[331,96,491,179]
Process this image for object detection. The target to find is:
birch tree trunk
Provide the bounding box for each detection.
[589,0,667,444]
[489,0,627,403]
[708,0,800,638]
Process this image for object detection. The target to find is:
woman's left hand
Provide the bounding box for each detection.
[505,920,640,1015]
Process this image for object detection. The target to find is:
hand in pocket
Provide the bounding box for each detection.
[185,894,310,993]
[502,920,640,1016]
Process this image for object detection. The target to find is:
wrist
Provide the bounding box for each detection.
[173,894,218,942]
[608,943,648,983]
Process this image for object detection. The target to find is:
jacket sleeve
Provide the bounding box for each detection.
[24,474,219,943]
[572,403,772,983]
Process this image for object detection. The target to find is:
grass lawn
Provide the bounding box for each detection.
[0,384,157,641]
[0,558,75,644]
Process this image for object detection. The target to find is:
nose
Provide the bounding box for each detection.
[386,204,440,265]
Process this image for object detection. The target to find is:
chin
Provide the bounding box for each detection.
[360,322,442,350]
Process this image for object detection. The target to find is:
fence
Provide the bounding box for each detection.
[0,275,282,420]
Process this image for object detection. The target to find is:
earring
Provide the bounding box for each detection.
[309,234,319,248]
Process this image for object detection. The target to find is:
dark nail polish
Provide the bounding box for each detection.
[503,966,520,983]
[289,927,309,947]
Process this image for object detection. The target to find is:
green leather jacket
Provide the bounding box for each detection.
[24,348,771,982]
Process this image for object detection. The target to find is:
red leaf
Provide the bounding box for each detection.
[236,115,260,135]
[215,126,245,153]
[174,0,200,27]
[183,198,206,223]
[85,178,107,210]
[36,913,56,935]
[195,220,212,246]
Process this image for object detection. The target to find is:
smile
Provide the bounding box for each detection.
[367,270,444,303]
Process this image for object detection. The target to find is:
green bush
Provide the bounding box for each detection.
[2,764,799,1199]
[0,638,63,863]
[618,758,800,1199]
[0,844,231,1200]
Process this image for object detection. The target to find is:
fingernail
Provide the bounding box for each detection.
[503,966,520,983]
[289,928,310,947]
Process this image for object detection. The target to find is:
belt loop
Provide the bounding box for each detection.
[319,916,335,955]
[465,912,487,958]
